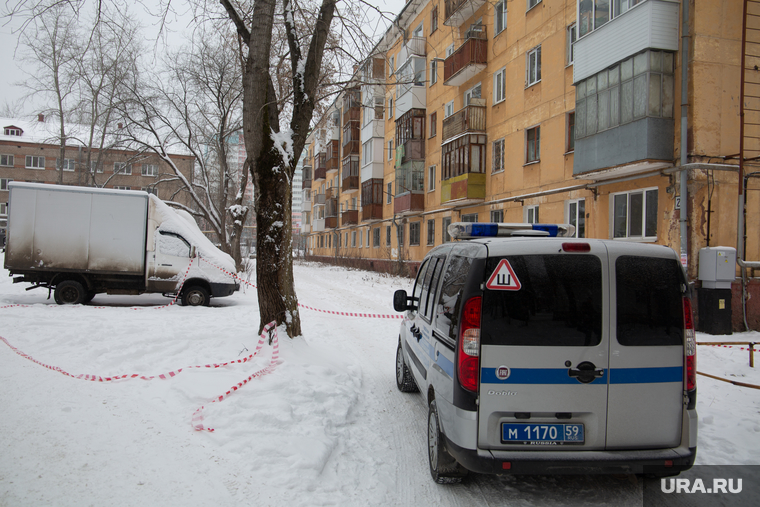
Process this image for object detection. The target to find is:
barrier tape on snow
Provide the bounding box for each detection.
[698,342,756,352]
[697,371,760,390]
[192,321,280,432]
[198,256,403,320]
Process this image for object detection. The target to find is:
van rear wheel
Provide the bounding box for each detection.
[428,399,467,484]
[54,280,86,305]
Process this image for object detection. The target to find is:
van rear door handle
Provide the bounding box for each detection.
[568,361,604,384]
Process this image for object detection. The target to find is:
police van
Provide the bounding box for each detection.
[393,222,697,483]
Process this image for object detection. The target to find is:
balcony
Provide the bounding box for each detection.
[442,103,486,142]
[342,155,359,193]
[312,218,325,232]
[342,209,358,226]
[396,139,425,167]
[325,186,338,199]
[302,166,312,189]
[302,190,311,205]
[326,140,340,172]
[301,223,311,234]
[361,179,384,222]
[444,0,486,27]
[441,172,486,206]
[394,160,424,215]
[314,153,326,180]
[313,192,326,205]
[343,88,361,125]
[325,197,338,229]
[397,36,426,65]
[444,27,487,87]
[394,192,424,215]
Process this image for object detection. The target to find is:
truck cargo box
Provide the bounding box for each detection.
[4,182,149,276]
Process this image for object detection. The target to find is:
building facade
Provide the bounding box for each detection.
[0,115,196,242]
[300,0,757,329]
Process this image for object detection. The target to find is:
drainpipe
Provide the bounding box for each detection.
[680,0,690,269]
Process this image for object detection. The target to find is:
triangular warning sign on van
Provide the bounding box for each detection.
[486,259,521,291]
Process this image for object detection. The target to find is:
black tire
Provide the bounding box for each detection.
[182,285,210,306]
[428,399,467,484]
[84,291,97,303]
[54,280,86,305]
[396,341,419,392]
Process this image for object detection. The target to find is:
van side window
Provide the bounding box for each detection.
[481,255,603,346]
[418,256,446,321]
[410,259,429,315]
[616,256,684,346]
[157,231,190,257]
[434,255,473,341]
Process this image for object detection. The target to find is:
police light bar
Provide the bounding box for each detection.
[448,222,576,239]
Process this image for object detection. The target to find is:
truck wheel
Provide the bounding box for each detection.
[396,341,419,392]
[54,280,86,305]
[182,285,210,306]
[428,399,467,484]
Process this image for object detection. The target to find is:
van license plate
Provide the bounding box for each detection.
[501,423,585,445]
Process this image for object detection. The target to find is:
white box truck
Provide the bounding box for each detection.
[3,182,239,305]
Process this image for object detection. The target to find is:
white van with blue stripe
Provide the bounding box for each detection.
[393,223,697,483]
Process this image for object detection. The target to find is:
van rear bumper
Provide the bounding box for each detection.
[210,281,239,297]
[445,437,696,476]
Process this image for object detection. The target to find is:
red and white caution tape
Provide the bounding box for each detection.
[199,257,403,320]
[192,321,280,432]
[698,343,756,352]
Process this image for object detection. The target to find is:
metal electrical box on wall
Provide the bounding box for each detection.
[698,247,737,289]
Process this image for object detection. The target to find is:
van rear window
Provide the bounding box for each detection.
[481,255,603,347]
[616,256,684,346]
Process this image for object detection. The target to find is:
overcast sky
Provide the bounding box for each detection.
[0,0,406,118]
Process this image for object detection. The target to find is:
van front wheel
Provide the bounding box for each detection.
[182,285,210,306]
[428,399,467,484]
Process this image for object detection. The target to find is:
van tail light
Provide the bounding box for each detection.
[683,296,697,391]
[458,296,482,392]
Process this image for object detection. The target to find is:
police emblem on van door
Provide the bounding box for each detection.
[496,366,511,380]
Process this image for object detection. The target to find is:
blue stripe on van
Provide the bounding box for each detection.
[608,366,683,384]
[481,366,682,385]
[435,353,455,378]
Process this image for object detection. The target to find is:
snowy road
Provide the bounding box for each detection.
[1,257,758,506]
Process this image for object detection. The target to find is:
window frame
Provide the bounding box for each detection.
[25,155,45,169]
[430,60,437,86]
[492,138,505,174]
[444,100,454,118]
[429,112,437,138]
[567,111,576,153]
[611,188,659,241]
[114,162,132,175]
[566,198,586,238]
[490,209,504,223]
[493,67,506,104]
[427,219,435,246]
[495,1,507,35]
[387,182,392,203]
[142,163,158,177]
[410,221,421,246]
[526,125,540,164]
[567,23,577,66]
[525,205,539,224]
[0,178,12,190]
[428,165,436,192]
[527,45,542,87]
[0,154,14,167]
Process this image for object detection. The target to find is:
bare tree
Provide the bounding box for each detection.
[19,2,81,184]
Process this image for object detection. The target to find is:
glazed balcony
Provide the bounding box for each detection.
[325,186,338,200]
[313,192,326,205]
[312,218,325,232]
[301,166,312,189]
[325,198,338,229]
[442,104,486,142]
[314,153,326,180]
[326,140,340,172]
[343,88,361,126]
[397,36,426,65]
[444,0,486,27]
[443,27,487,87]
[361,179,384,221]
[342,155,359,193]
[394,160,424,215]
[395,139,425,168]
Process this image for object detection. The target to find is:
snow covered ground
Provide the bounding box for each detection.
[1,254,759,506]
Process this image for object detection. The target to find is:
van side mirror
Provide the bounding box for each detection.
[393,289,418,312]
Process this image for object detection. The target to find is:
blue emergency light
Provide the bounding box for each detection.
[448,222,575,239]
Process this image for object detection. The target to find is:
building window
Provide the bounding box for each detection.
[397,223,405,247]
[430,60,437,85]
[567,23,577,65]
[0,154,14,167]
[57,158,76,172]
[351,231,357,247]
[388,97,394,119]
[462,213,478,223]
[567,198,586,238]
[567,112,575,152]
[526,126,540,163]
[427,165,436,192]
[114,162,131,175]
[495,1,507,35]
[389,55,395,74]
[373,227,380,247]
[142,187,157,195]
[464,83,481,106]
[527,45,541,87]
[386,225,392,246]
[26,156,45,169]
[579,0,613,38]
[612,188,658,240]
[0,202,6,215]
[366,229,370,247]
[142,164,158,177]
[4,127,21,136]
[492,138,505,173]
[388,140,394,161]
[525,205,539,224]
[493,67,506,104]
[442,216,452,242]
[490,209,504,223]
[431,5,438,34]
[1,178,12,190]
[528,0,541,9]
[427,219,435,245]
[410,222,420,246]
[445,100,454,118]
[429,112,437,137]
[114,186,131,190]
[362,139,373,166]
[387,182,392,203]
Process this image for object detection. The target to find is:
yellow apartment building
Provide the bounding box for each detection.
[301,0,760,330]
